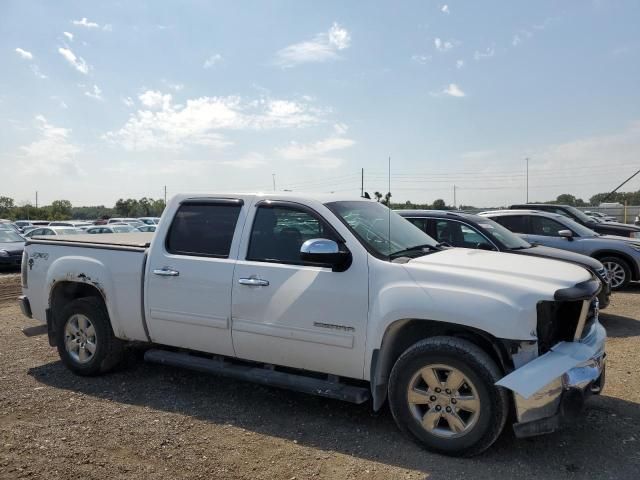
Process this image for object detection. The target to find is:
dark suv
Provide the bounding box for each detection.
[510,204,640,238]
[397,210,611,307]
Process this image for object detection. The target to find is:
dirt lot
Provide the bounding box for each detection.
[1,273,639,479]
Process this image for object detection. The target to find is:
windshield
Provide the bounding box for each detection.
[474,218,531,250]
[326,201,438,258]
[564,206,597,224]
[0,230,24,243]
[557,216,599,237]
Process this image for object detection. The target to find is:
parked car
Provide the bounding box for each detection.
[136,225,157,232]
[19,193,605,456]
[510,204,640,238]
[397,209,611,308]
[138,217,161,225]
[86,225,136,234]
[14,220,33,230]
[481,209,640,290]
[0,221,25,235]
[107,217,145,227]
[23,226,82,238]
[0,228,25,268]
[635,214,639,226]
[584,211,616,222]
[49,221,93,229]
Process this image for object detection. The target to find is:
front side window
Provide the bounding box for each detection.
[435,220,494,249]
[247,205,338,264]
[406,217,428,233]
[530,216,569,236]
[166,202,242,257]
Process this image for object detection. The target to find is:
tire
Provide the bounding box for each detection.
[388,336,509,457]
[600,256,631,290]
[55,297,124,376]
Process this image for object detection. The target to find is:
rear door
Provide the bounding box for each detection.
[230,200,369,379]
[145,198,248,356]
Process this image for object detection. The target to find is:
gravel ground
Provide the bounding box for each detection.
[1,275,639,479]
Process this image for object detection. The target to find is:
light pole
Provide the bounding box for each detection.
[525,157,529,203]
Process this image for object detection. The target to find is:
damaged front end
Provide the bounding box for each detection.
[496,278,606,438]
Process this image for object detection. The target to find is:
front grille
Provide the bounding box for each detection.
[536,298,598,353]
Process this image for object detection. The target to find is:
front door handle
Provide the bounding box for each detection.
[153,267,180,277]
[238,277,269,287]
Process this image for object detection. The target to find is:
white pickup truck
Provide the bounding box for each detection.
[18,193,606,456]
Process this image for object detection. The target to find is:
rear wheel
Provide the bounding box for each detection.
[55,297,124,376]
[600,256,631,290]
[388,336,508,457]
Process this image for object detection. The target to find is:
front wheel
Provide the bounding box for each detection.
[388,337,508,457]
[55,297,124,376]
[600,256,631,290]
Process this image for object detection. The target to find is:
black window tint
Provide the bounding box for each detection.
[406,218,427,232]
[247,205,337,264]
[493,215,527,234]
[166,202,242,257]
[530,216,566,236]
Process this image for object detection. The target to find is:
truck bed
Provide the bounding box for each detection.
[28,233,153,250]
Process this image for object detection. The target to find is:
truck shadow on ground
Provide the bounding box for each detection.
[28,356,640,479]
[600,312,640,338]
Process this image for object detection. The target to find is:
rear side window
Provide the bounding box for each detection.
[166,202,242,257]
[406,217,428,232]
[492,215,527,234]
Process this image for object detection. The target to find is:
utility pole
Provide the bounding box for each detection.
[361,168,364,197]
[453,184,457,209]
[35,191,38,209]
[164,185,167,204]
[525,157,529,203]
[272,173,276,192]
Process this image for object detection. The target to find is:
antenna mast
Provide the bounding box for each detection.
[388,156,391,257]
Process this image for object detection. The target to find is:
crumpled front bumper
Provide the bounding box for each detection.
[496,321,606,438]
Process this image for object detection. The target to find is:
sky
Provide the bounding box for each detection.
[1,0,640,208]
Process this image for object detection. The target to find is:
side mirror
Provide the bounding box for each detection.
[300,238,351,271]
[558,229,573,240]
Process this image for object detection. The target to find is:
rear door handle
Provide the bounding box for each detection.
[153,267,180,277]
[238,277,269,287]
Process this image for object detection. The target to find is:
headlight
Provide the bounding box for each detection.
[0,250,8,257]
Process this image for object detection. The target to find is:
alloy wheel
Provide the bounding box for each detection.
[64,314,97,364]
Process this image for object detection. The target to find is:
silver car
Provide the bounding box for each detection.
[480,209,640,290]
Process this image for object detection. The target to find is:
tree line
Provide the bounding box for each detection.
[0,196,166,221]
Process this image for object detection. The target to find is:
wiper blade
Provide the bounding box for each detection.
[389,243,440,259]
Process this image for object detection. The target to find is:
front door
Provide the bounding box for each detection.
[526,215,582,253]
[145,198,247,356]
[231,201,369,379]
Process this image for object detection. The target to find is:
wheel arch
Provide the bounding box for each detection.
[592,249,639,280]
[369,318,513,411]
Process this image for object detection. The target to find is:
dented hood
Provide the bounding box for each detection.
[407,247,591,290]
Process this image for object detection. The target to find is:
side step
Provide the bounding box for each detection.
[144,349,370,404]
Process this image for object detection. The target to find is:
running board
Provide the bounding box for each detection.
[144,349,370,404]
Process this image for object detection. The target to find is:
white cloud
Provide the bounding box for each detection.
[276,128,355,169]
[58,47,90,74]
[333,122,349,135]
[30,65,47,79]
[122,96,135,107]
[442,83,466,97]
[84,84,103,100]
[15,48,33,60]
[18,115,81,175]
[434,38,454,52]
[51,96,68,109]
[63,31,74,41]
[275,22,351,67]
[102,24,113,32]
[411,54,431,64]
[72,17,99,28]
[105,92,325,151]
[203,53,223,69]
[474,47,495,61]
[456,59,464,69]
[219,152,267,169]
[512,35,522,47]
[441,4,450,14]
